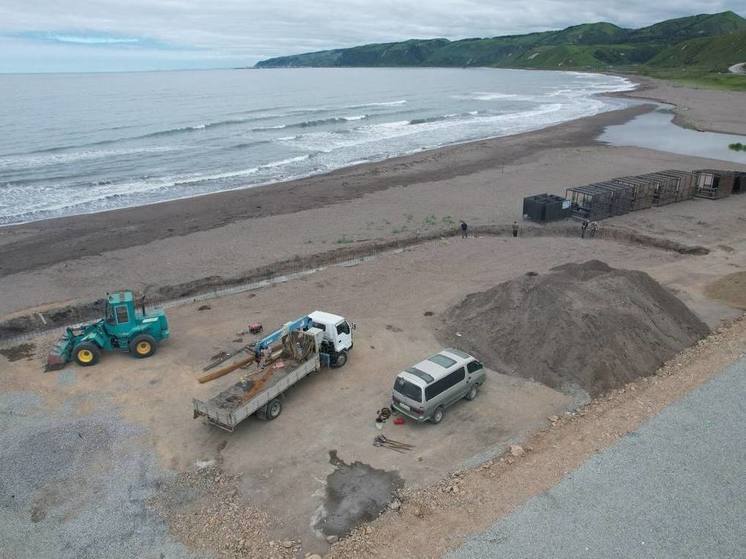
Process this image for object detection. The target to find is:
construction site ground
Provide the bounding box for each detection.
[2,194,746,558]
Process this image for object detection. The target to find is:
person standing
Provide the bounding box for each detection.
[589,221,598,238]
[512,221,519,238]
[581,219,589,239]
[460,220,468,238]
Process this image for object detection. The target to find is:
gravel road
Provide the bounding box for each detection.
[448,357,746,559]
[0,391,202,559]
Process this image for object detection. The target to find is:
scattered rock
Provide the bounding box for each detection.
[281,540,294,549]
[326,535,339,544]
[423,311,434,316]
[510,445,525,457]
[389,499,401,511]
[197,305,211,311]
[306,554,322,559]
[413,506,424,518]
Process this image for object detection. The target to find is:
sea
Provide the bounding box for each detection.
[0,67,635,225]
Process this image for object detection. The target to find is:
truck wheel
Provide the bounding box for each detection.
[130,334,157,358]
[430,406,445,425]
[265,398,282,420]
[74,342,101,367]
[331,350,348,369]
[465,385,478,401]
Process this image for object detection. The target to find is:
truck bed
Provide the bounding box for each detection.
[193,350,321,431]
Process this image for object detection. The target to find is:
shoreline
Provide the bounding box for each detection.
[613,74,746,135]
[0,102,653,277]
[0,70,637,230]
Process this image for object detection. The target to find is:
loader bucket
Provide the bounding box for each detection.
[45,351,67,372]
[45,332,73,372]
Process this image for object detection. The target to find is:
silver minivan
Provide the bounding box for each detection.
[391,348,486,424]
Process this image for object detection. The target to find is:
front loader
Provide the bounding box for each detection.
[46,290,169,371]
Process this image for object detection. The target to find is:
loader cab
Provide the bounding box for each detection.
[104,291,137,336]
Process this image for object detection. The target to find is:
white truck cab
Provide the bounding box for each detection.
[308,310,354,367]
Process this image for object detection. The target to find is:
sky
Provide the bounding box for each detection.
[0,0,743,73]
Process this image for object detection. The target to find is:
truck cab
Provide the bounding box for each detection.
[308,310,354,367]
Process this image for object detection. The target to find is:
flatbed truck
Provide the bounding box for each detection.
[193,311,353,431]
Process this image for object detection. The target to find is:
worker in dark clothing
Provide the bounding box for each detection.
[460,220,468,238]
[589,221,598,238]
[581,219,589,239]
[512,221,519,238]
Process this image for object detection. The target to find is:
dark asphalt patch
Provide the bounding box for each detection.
[315,450,403,537]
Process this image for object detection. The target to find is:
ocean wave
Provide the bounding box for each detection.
[453,92,523,101]
[11,115,273,156]
[0,155,313,225]
[0,146,178,170]
[230,140,274,150]
[345,99,407,109]
[408,111,481,125]
[253,114,369,132]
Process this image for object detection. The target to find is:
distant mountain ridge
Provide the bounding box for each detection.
[255,11,746,74]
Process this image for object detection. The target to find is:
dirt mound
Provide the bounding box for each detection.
[437,260,709,396]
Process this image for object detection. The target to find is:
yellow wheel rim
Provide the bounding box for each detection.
[78,349,94,363]
[136,341,151,355]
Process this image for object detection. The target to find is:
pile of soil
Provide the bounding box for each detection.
[437,260,709,396]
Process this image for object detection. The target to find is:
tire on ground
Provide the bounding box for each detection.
[430,406,445,424]
[130,334,157,358]
[74,342,102,367]
[265,398,282,420]
[465,384,478,400]
[331,350,348,368]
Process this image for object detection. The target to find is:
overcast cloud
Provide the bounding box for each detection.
[0,0,743,72]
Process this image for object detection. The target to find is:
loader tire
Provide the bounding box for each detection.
[74,342,101,367]
[130,334,157,358]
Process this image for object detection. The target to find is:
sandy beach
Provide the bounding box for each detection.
[621,75,746,134]
[2,73,746,558]
[1,79,745,321]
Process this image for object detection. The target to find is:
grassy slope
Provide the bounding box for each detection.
[255,12,746,90]
[642,30,746,90]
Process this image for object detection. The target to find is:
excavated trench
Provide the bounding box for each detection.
[0,224,708,342]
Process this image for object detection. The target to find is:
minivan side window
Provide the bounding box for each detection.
[467,361,483,374]
[425,367,466,400]
[336,321,351,335]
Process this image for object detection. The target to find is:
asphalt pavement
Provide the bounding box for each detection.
[448,357,746,559]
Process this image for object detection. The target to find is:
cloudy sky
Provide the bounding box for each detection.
[0,0,743,73]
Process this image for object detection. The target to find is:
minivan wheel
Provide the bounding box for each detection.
[431,406,445,424]
[465,385,478,401]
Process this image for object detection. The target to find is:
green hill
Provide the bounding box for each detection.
[255,11,746,89]
[628,11,746,43]
[647,30,746,71]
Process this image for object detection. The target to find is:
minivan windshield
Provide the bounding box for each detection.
[394,377,422,402]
